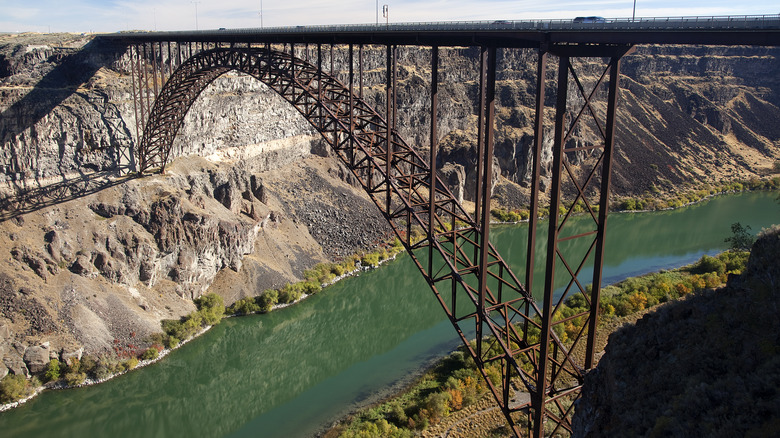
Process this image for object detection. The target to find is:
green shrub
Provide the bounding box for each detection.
[0,374,34,403]
[124,358,139,370]
[361,252,381,267]
[165,336,180,349]
[278,284,303,304]
[194,293,225,325]
[718,250,749,273]
[229,296,261,315]
[162,319,186,340]
[65,371,87,387]
[258,289,278,312]
[44,359,61,382]
[689,255,726,275]
[140,347,159,361]
[300,280,322,295]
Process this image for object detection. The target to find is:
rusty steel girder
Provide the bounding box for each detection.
[130,42,633,436]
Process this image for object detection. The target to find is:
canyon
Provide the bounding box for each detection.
[0,32,778,385]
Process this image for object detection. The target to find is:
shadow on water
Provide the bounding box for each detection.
[0,38,132,220]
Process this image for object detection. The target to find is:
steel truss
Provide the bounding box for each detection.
[129,41,632,436]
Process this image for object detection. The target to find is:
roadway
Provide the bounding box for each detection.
[101,14,780,47]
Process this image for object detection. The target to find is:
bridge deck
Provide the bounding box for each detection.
[102,15,780,47]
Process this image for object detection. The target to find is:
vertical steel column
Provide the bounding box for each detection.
[157,41,164,85]
[585,57,622,368]
[534,54,570,438]
[290,43,296,103]
[141,43,152,132]
[429,46,439,275]
[385,45,395,212]
[151,42,159,98]
[526,48,548,330]
[330,44,334,76]
[167,41,173,78]
[359,44,363,100]
[129,45,141,145]
[393,46,398,132]
[349,44,355,167]
[476,46,497,362]
[318,44,323,129]
[474,46,487,230]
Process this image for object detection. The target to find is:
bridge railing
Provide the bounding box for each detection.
[157,14,780,36]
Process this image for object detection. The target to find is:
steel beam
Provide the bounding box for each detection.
[130,43,635,438]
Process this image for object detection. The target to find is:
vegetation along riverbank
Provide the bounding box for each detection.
[323,225,773,438]
[0,240,408,411]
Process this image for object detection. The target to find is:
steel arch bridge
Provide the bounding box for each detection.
[103,18,780,437]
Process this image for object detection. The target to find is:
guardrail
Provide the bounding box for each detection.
[108,14,780,39]
[192,14,780,34]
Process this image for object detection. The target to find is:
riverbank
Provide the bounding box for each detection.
[323,247,754,437]
[490,178,779,224]
[0,239,407,412]
[1,188,775,412]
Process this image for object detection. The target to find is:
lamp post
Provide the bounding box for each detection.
[260,0,263,28]
[633,0,637,21]
[191,1,201,30]
[383,4,389,26]
[376,0,379,25]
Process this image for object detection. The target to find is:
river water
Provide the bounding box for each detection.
[1,192,777,437]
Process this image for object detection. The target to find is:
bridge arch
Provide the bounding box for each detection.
[135,45,574,436]
[138,47,351,172]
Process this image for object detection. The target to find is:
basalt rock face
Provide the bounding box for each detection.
[573,227,780,437]
[0,33,390,361]
[345,45,780,204]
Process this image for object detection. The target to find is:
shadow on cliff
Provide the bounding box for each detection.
[0,171,139,222]
[0,37,134,222]
[0,38,128,147]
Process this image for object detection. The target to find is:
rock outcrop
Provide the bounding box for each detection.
[573,226,780,437]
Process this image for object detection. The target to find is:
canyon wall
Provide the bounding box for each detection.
[0,32,778,369]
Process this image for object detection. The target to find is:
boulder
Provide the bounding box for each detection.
[23,342,51,374]
[3,349,29,378]
[69,253,97,277]
[60,346,84,365]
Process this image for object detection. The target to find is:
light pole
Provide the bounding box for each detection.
[376,0,379,25]
[383,4,389,26]
[259,0,263,28]
[191,1,201,30]
[632,0,637,21]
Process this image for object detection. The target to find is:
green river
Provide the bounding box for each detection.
[1,191,778,437]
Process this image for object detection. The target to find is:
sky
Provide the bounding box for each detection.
[1,0,778,34]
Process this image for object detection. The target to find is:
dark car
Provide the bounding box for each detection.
[573,16,606,23]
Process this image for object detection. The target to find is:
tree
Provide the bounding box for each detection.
[44,359,61,382]
[194,293,225,325]
[725,222,755,252]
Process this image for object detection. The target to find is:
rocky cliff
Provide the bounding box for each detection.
[573,226,780,437]
[0,32,778,378]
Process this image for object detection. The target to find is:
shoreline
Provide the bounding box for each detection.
[2,187,775,413]
[0,252,402,413]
